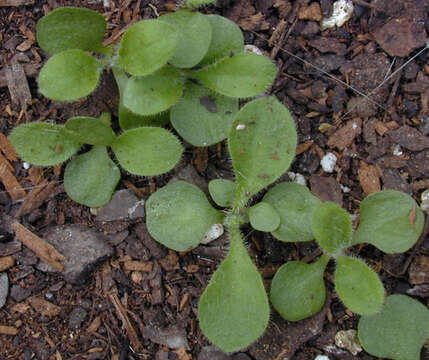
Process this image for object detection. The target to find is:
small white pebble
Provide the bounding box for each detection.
[236,124,246,131]
[421,189,429,212]
[90,208,98,216]
[321,152,337,173]
[103,0,110,7]
[287,171,307,186]
[340,184,351,193]
[23,162,30,170]
[244,44,263,55]
[321,0,354,30]
[352,121,358,130]
[201,224,224,244]
[314,356,330,360]
[393,144,403,156]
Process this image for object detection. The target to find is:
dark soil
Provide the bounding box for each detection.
[1,0,428,359]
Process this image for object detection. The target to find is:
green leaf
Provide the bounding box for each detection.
[199,14,244,66]
[170,81,238,146]
[335,255,384,315]
[193,53,277,98]
[38,49,102,101]
[358,294,429,360]
[123,66,183,116]
[159,9,212,68]
[199,231,270,353]
[248,202,280,232]
[111,127,182,176]
[185,0,216,7]
[64,146,120,207]
[146,181,223,251]
[353,190,424,253]
[263,182,322,242]
[119,106,170,130]
[229,96,297,197]
[270,256,329,321]
[36,7,106,54]
[64,117,116,146]
[8,122,80,166]
[118,19,177,76]
[313,202,352,256]
[208,179,236,207]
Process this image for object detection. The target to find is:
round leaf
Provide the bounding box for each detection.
[123,66,183,116]
[65,117,116,145]
[8,122,80,166]
[353,190,424,253]
[313,202,352,256]
[208,179,236,207]
[38,49,102,101]
[335,255,385,315]
[229,96,297,197]
[185,0,216,7]
[270,256,329,321]
[112,127,183,176]
[248,202,280,232]
[199,232,270,353]
[118,19,177,76]
[170,81,238,146]
[358,294,429,360]
[36,7,106,54]
[146,181,223,251]
[199,14,244,66]
[119,105,170,130]
[64,146,120,207]
[159,9,212,68]
[193,53,277,98]
[263,182,322,242]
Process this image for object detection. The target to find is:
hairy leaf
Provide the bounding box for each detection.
[111,127,182,176]
[64,117,116,145]
[159,9,212,68]
[118,20,177,76]
[335,255,384,315]
[123,66,183,116]
[358,294,429,360]
[248,202,280,232]
[353,190,424,253]
[199,14,244,66]
[146,181,223,251]
[208,179,236,207]
[270,256,329,321]
[38,49,101,101]
[64,146,120,207]
[263,182,322,242]
[36,7,106,54]
[193,53,276,98]
[170,81,238,146]
[229,97,297,197]
[199,231,270,352]
[313,202,352,256]
[9,122,80,166]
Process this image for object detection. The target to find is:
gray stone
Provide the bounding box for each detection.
[0,273,8,308]
[40,225,114,284]
[198,346,229,360]
[96,189,145,222]
[10,284,31,302]
[69,306,88,329]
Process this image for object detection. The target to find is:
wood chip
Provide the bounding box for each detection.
[0,256,15,271]
[5,58,32,111]
[327,118,362,150]
[28,296,61,317]
[296,140,314,155]
[12,222,65,271]
[0,163,26,200]
[16,39,33,52]
[298,2,322,21]
[27,166,44,185]
[0,152,14,173]
[123,260,153,272]
[358,162,381,195]
[0,0,34,5]
[87,316,102,333]
[0,325,18,335]
[16,181,57,217]
[0,132,18,162]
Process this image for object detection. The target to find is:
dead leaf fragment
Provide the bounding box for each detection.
[409,256,429,285]
[12,222,65,271]
[0,163,26,200]
[298,2,322,21]
[0,325,18,335]
[0,132,18,162]
[358,162,381,195]
[28,296,61,317]
[327,118,362,150]
[123,260,153,272]
[0,256,15,271]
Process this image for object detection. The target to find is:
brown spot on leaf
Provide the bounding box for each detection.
[55,145,63,153]
[269,153,280,161]
[200,96,218,113]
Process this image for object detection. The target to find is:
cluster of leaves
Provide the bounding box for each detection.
[9,113,182,207]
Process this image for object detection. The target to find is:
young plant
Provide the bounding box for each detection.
[35,3,277,147]
[269,188,424,320]
[8,113,183,207]
[146,96,298,352]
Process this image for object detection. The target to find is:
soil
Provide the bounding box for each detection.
[0,0,428,359]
